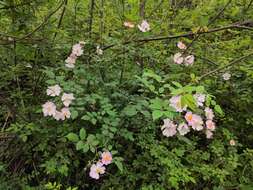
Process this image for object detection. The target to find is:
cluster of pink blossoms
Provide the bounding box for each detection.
[42,84,75,121]
[161,93,216,139]
[124,20,150,32]
[65,41,85,68]
[173,41,194,66]
[89,151,112,180]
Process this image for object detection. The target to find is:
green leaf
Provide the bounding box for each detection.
[114,160,123,173]
[214,105,224,116]
[82,143,89,153]
[91,140,99,146]
[163,111,175,119]
[76,141,85,150]
[152,110,163,121]
[44,70,55,78]
[181,94,197,111]
[46,80,56,85]
[196,86,205,93]
[79,128,86,140]
[149,98,164,110]
[123,105,137,116]
[143,69,162,82]
[87,134,96,143]
[81,115,90,120]
[66,133,79,143]
[171,81,182,88]
[71,110,78,119]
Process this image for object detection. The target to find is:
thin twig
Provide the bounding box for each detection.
[0,0,65,43]
[53,0,68,41]
[199,51,253,80]
[103,21,253,51]
[183,0,233,54]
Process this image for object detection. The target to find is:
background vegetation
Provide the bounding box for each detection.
[0,0,253,189]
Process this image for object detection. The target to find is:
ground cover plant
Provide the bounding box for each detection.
[0,0,253,189]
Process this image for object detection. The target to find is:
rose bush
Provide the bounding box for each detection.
[0,0,253,189]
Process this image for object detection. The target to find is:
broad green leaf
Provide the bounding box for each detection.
[83,143,89,153]
[76,141,85,150]
[214,105,224,116]
[171,81,182,88]
[181,94,197,111]
[71,110,78,119]
[123,105,137,116]
[114,160,123,173]
[79,128,86,140]
[152,110,163,121]
[143,69,162,82]
[66,133,79,143]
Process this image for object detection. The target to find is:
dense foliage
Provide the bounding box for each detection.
[0,0,253,189]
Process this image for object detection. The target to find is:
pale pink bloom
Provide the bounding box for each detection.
[89,162,105,180]
[101,151,112,165]
[65,63,75,68]
[177,41,187,50]
[177,123,190,136]
[138,20,150,32]
[161,119,177,137]
[42,101,56,117]
[54,110,65,121]
[204,107,214,120]
[61,107,71,119]
[230,139,236,146]
[194,93,206,107]
[46,85,61,97]
[96,46,103,55]
[124,21,135,28]
[72,43,83,57]
[65,53,77,68]
[206,130,213,139]
[173,52,184,64]
[184,55,194,66]
[169,95,186,112]
[61,93,75,107]
[65,56,75,64]
[222,72,231,80]
[206,120,215,131]
[185,112,194,125]
[65,53,77,64]
[185,113,203,131]
[79,41,86,46]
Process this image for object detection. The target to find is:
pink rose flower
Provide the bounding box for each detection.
[177,123,190,136]
[138,20,150,32]
[184,55,194,66]
[42,101,56,117]
[173,52,184,64]
[161,119,177,137]
[101,151,113,165]
[177,41,187,50]
[89,162,105,180]
[206,120,215,131]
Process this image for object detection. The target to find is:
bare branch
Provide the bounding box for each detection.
[199,51,253,80]
[103,21,253,50]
